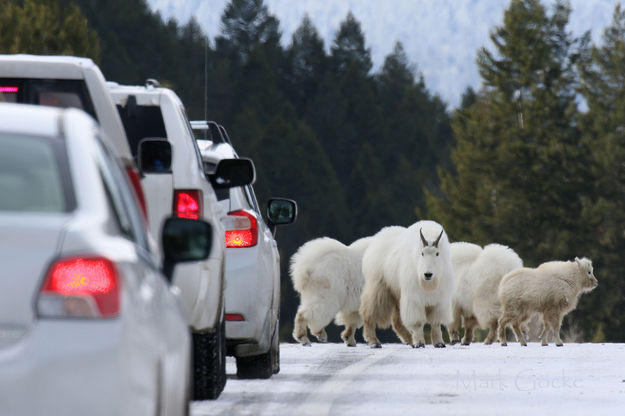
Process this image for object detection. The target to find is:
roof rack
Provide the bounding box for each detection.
[145,78,161,88]
[190,120,232,145]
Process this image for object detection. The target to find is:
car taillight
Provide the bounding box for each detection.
[125,166,148,221]
[0,86,18,93]
[224,210,258,247]
[37,257,120,318]
[174,190,203,219]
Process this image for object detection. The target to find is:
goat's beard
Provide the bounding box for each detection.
[420,277,438,291]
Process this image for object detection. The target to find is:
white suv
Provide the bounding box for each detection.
[195,121,297,379]
[0,54,148,219]
[109,82,253,399]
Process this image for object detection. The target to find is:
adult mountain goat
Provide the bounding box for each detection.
[449,243,523,345]
[359,220,454,348]
[290,236,372,346]
[497,257,598,346]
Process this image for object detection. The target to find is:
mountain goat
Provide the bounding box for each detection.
[290,236,372,346]
[449,243,523,345]
[359,220,454,348]
[497,257,598,346]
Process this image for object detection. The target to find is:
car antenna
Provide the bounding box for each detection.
[204,36,208,125]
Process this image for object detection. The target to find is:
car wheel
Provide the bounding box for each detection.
[236,321,279,379]
[235,350,273,379]
[191,319,226,400]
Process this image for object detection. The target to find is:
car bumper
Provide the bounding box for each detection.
[224,246,274,356]
[0,320,157,416]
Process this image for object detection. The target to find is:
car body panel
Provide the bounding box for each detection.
[0,104,189,415]
[110,85,226,331]
[0,54,132,166]
[197,137,283,357]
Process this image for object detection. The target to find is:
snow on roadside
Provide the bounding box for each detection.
[193,343,625,415]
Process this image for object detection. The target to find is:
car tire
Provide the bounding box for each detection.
[235,350,273,379]
[191,319,226,400]
[236,321,279,379]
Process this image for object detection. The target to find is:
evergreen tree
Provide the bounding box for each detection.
[0,0,100,61]
[577,4,625,341]
[285,14,327,115]
[321,12,382,182]
[427,0,590,277]
[215,0,281,65]
[376,42,453,222]
[330,12,372,75]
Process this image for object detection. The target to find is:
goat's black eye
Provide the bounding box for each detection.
[588,271,591,274]
[421,252,424,256]
[436,252,439,256]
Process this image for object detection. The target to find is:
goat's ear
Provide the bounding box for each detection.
[575,257,581,266]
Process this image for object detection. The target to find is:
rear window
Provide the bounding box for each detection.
[0,133,75,213]
[116,101,167,158]
[0,78,96,119]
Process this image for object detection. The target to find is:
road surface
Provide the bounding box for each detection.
[193,342,625,415]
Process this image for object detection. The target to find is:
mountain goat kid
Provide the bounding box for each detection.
[449,243,523,345]
[291,236,372,346]
[497,257,598,347]
[359,220,454,348]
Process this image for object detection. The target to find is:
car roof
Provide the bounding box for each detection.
[0,54,96,79]
[108,83,183,107]
[0,103,63,137]
[196,139,238,162]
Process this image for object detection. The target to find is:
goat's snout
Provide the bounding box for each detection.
[424,272,433,280]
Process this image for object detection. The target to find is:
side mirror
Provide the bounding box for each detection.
[266,198,297,235]
[209,158,255,189]
[138,138,172,174]
[161,217,212,282]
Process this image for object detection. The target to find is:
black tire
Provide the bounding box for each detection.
[235,350,273,379]
[236,321,280,379]
[192,319,226,400]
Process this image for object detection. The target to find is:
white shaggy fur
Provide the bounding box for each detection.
[359,220,454,348]
[497,257,598,347]
[449,243,523,345]
[449,242,483,344]
[290,236,372,346]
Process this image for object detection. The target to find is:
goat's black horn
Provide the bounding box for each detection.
[420,228,429,246]
[433,229,444,248]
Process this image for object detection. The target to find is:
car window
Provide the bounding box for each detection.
[116,101,167,158]
[0,78,96,119]
[0,132,75,213]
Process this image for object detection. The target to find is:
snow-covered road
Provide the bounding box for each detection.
[193,342,625,415]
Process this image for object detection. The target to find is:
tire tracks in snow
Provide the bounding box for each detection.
[296,347,394,416]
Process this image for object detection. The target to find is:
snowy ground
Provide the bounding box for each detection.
[192,342,625,415]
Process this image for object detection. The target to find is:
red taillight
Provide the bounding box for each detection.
[38,257,120,318]
[0,86,18,93]
[125,166,148,221]
[225,314,245,321]
[225,210,258,247]
[174,190,202,219]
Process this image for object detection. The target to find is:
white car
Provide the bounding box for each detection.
[0,54,148,219]
[195,121,297,379]
[109,81,254,398]
[0,103,209,415]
